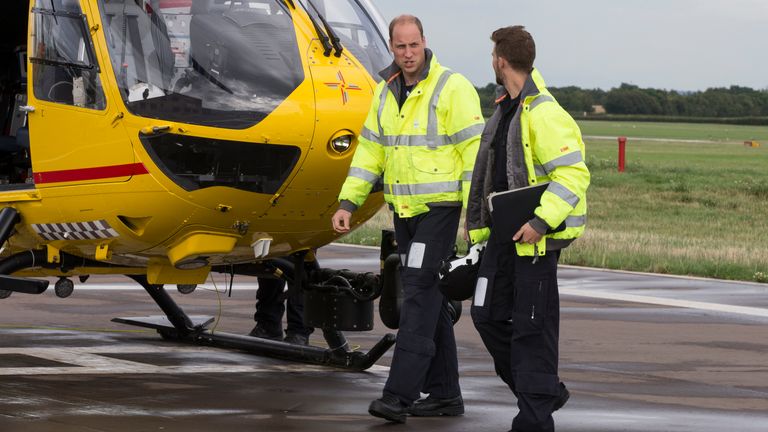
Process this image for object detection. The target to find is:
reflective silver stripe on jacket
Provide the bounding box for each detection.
[374,70,480,150]
[377,86,388,138]
[384,180,462,196]
[533,164,547,177]
[529,94,554,110]
[461,171,473,181]
[547,181,580,207]
[376,122,483,148]
[543,152,584,173]
[448,123,484,145]
[564,214,586,227]
[426,70,454,149]
[360,126,379,143]
[347,167,380,185]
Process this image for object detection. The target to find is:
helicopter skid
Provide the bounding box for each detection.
[113,315,395,371]
[0,275,49,295]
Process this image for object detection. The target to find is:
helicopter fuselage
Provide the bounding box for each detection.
[1,0,390,284]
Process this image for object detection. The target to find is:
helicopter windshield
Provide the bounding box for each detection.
[299,0,390,78]
[97,0,303,129]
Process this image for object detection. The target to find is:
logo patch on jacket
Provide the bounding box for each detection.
[560,146,570,153]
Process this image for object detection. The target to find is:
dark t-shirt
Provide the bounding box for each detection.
[492,94,520,192]
[398,81,415,109]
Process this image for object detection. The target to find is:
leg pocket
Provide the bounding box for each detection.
[512,277,550,338]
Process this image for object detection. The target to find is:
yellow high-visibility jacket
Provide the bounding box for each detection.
[466,69,590,256]
[338,52,484,218]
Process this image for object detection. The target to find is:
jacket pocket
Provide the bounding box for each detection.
[410,146,456,175]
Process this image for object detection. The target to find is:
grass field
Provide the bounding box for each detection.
[578,120,768,142]
[337,121,768,283]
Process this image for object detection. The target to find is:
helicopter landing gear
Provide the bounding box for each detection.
[113,256,396,371]
[54,277,75,298]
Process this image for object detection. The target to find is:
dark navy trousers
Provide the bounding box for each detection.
[254,277,313,337]
[384,206,461,404]
[471,230,562,432]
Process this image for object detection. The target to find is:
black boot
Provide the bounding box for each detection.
[368,394,409,423]
[554,382,570,412]
[410,395,464,416]
[248,326,282,341]
[284,333,309,345]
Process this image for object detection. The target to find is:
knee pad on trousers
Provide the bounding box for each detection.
[395,331,436,357]
[515,371,560,396]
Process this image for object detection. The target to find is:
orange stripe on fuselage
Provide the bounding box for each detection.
[34,163,149,184]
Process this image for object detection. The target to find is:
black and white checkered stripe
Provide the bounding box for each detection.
[32,220,119,241]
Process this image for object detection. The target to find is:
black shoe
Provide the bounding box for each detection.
[248,326,282,341]
[410,395,464,417]
[554,382,570,412]
[284,333,309,345]
[368,395,409,423]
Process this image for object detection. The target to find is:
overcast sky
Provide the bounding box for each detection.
[373,0,768,91]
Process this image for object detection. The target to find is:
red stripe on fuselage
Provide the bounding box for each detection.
[34,163,149,184]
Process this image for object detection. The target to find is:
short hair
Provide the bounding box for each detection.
[491,26,536,73]
[389,14,424,40]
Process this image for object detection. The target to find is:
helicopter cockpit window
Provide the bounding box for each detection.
[97,0,304,130]
[30,0,107,110]
[299,0,390,78]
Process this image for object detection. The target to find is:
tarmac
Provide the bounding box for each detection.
[0,243,766,432]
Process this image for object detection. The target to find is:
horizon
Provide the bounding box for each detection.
[374,0,768,92]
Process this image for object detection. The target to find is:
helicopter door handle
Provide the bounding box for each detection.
[19,105,36,113]
[140,125,172,135]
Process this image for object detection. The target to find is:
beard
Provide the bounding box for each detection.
[493,61,504,86]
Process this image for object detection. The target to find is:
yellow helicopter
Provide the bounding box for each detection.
[0,0,407,369]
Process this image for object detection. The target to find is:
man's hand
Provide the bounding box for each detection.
[513,222,543,244]
[331,209,353,233]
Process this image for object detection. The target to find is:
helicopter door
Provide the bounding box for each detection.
[26,0,136,187]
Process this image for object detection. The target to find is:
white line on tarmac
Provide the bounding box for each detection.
[560,287,768,318]
[0,345,390,376]
[69,283,768,318]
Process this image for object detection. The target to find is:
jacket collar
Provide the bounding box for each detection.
[495,67,546,105]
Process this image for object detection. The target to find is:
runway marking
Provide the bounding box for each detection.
[0,345,390,376]
[560,287,768,318]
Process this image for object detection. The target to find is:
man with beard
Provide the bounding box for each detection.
[466,26,590,432]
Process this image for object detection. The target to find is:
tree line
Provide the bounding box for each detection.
[475,83,768,123]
